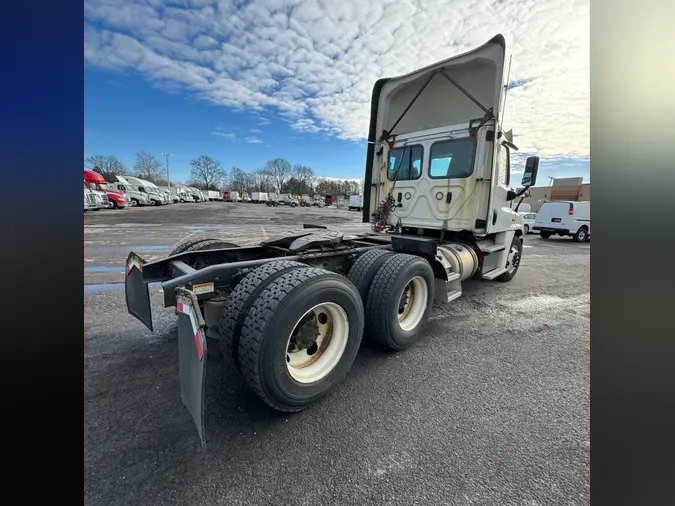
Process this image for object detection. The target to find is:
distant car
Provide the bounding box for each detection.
[519,212,537,234]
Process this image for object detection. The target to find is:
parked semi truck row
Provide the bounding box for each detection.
[124,35,541,447]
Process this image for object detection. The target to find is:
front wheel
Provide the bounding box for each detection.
[496,235,523,282]
[523,224,529,234]
[540,231,551,239]
[238,267,364,412]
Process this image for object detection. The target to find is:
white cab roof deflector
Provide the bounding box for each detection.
[375,35,507,144]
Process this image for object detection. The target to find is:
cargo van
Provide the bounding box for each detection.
[534,201,590,241]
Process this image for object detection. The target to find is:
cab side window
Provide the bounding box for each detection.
[497,144,510,187]
[387,145,423,182]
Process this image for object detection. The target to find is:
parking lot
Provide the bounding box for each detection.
[85,202,589,506]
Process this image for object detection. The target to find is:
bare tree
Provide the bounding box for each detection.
[190,155,227,190]
[293,164,315,187]
[264,158,292,192]
[229,167,249,194]
[134,151,163,182]
[87,155,126,182]
[250,168,273,192]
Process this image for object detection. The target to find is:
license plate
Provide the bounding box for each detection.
[552,218,561,222]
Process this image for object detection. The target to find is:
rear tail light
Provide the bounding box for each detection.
[569,205,574,216]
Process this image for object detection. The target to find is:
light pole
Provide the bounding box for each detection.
[162,153,172,188]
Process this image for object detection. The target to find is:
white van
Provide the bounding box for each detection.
[534,201,590,241]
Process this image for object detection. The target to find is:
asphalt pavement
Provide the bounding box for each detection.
[85,201,589,506]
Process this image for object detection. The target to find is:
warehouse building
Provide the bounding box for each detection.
[518,177,590,212]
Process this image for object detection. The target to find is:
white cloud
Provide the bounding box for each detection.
[85,0,589,161]
[246,137,263,143]
[212,131,235,140]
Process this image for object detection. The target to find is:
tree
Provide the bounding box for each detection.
[229,167,249,194]
[250,168,273,192]
[87,155,126,182]
[189,155,227,190]
[264,158,292,192]
[134,151,164,182]
[293,164,315,187]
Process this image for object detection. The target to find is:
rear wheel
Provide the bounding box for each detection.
[496,235,523,282]
[365,254,435,350]
[238,267,364,412]
[540,231,551,239]
[347,249,395,302]
[573,227,588,242]
[169,237,238,256]
[219,261,306,373]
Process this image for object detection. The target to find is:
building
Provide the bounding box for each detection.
[518,178,590,212]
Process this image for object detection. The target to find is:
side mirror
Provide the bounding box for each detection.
[521,156,539,187]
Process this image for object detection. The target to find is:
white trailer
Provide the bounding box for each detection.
[207,190,221,201]
[251,192,269,203]
[348,194,363,211]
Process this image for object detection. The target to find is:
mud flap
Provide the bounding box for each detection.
[175,287,208,448]
[125,252,153,331]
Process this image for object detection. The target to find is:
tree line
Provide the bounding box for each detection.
[86,153,364,196]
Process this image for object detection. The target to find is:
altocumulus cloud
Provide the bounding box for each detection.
[85,0,589,162]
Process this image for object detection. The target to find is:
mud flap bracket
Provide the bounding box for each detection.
[175,287,208,448]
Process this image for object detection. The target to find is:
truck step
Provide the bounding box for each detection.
[446,289,463,302]
[479,244,506,254]
[446,272,460,282]
[482,267,509,280]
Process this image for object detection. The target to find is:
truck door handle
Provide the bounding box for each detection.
[397,192,402,203]
[446,192,452,203]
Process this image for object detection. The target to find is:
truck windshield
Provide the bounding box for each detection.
[96,183,111,191]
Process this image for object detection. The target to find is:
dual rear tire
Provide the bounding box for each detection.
[217,251,435,412]
[220,264,364,412]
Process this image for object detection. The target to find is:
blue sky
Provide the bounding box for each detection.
[84,0,589,185]
[85,70,369,182]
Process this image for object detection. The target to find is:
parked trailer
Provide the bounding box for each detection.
[124,35,538,446]
[207,190,222,202]
[251,192,269,203]
[348,194,363,211]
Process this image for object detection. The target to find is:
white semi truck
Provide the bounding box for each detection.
[124,35,537,446]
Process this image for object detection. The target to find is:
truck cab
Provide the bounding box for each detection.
[124,176,166,206]
[84,169,127,209]
[113,175,149,207]
[365,34,539,285]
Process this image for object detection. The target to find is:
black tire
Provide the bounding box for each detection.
[266,201,272,207]
[130,199,138,206]
[169,237,239,256]
[540,231,551,239]
[238,267,364,412]
[573,227,588,242]
[290,202,297,208]
[496,235,523,282]
[219,261,306,373]
[273,202,279,207]
[365,254,435,351]
[111,200,118,209]
[182,238,238,253]
[347,249,395,301]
